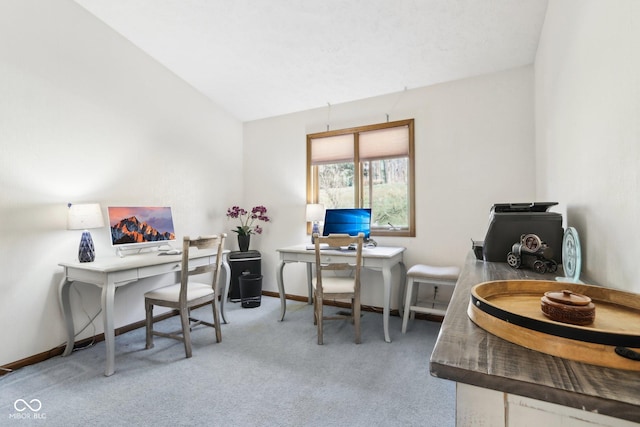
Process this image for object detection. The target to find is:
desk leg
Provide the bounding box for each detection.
[101,281,116,377]
[397,261,407,318]
[220,257,231,324]
[276,260,286,321]
[306,263,313,304]
[59,278,75,357]
[382,267,393,343]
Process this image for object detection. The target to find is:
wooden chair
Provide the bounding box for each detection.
[144,234,226,358]
[312,232,364,345]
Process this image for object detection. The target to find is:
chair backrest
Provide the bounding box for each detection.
[313,233,364,294]
[179,234,226,302]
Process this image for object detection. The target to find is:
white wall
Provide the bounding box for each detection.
[243,66,536,308]
[0,0,243,365]
[535,0,640,291]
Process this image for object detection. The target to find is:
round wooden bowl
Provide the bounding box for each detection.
[541,289,595,325]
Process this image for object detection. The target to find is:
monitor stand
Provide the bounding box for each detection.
[115,243,171,258]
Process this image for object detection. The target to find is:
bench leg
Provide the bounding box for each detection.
[401,277,416,333]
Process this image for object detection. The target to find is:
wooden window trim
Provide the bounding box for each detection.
[307,119,416,237]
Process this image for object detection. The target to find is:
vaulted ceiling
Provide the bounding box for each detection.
[74,0,549,121]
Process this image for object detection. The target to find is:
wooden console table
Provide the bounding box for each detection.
[430,252,640,425]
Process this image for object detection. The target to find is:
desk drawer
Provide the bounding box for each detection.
[319,255,353,265]
[137,256,212,279]
[66,268,107,284]
[282,252,350,264]
[138,262,182,279]
[188,256,212,268]
[66,268,139,285]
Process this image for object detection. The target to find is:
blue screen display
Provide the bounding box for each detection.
[322,208,371,239]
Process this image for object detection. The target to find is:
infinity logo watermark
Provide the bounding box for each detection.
[14,399,42,412]
[9,399,46,420]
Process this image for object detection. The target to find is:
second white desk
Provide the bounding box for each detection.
[276,245,406,342]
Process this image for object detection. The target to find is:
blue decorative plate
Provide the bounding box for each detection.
[561,227,582,282]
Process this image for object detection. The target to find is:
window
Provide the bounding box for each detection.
[307,119,415,237]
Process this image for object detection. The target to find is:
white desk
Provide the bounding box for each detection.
[58,249,230,376]
[276,245,406,343]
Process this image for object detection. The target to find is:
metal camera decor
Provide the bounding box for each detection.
[506,233,558,274]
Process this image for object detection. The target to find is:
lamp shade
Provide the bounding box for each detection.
[67,203,105,230]
[305,204,325,222]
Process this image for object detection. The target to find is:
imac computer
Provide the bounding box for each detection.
[108,206,176,257]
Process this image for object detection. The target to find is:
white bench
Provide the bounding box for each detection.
[401,264,460,333]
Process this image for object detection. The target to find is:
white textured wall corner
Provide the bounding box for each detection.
[535,0,640,292]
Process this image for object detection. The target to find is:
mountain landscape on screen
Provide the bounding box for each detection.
[111,216,175,244]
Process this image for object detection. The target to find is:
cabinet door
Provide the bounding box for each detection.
[456,383,637,427]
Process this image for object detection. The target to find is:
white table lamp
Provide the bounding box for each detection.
[67,203,105,262]
[306,203,325,243]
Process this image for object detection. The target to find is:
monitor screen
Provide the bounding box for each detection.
[108,206,176,247]
[322,208,371,239]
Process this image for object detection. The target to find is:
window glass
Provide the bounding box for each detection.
[363,158,409,229]
[318,162,355,209]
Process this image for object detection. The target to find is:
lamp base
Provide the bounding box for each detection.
[311,222,320,243]
[78,230,96,262]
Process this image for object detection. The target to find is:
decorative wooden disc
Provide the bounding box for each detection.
[541,290,595,325]
[545,289,591,305]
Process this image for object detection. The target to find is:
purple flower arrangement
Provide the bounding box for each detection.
[226,205,270,236]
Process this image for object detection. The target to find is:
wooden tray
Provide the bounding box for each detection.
[467,280,640,371]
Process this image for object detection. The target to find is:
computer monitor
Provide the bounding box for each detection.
[108,206,176,256]
[322,208,371,239]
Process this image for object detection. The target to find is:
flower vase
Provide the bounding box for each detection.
[238,235,250,252]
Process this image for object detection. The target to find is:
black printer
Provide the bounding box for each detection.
[476,202,563,263]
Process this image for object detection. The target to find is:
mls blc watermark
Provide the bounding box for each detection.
[9,399,46,420]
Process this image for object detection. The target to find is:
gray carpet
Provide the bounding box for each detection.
[0,296,455,426]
